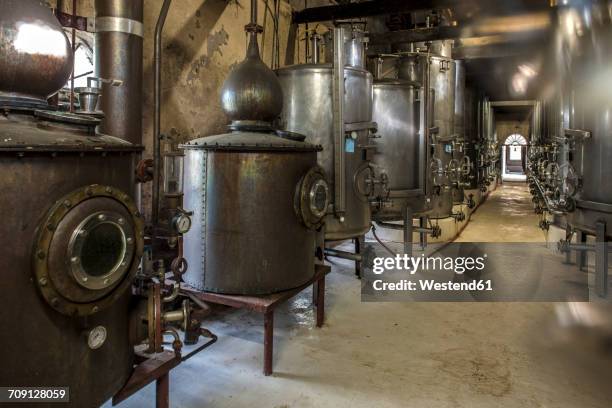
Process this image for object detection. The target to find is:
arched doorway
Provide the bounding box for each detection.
[501,134,527,181]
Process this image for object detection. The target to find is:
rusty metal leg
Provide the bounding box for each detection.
[316,276,325,328]
[264,310,274,376]
[354,236,363,278]
[156,373,169,408]
[403,206,413,257]
[312,281,318,307]
[419,216,428,250]
[577,230,587,271]
[563,225,573,265]
[595,221,608,298]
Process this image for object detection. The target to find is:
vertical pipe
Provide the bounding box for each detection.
[95,0,144,144]
[69,0,76,113]
[251,0,257,24]
[152,0,173,228]
[403,206,413,256]
[332,26,346,219]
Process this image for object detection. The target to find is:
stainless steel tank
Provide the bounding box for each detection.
[563,5,612,238]
[370,79,422,220]
[397,51,456,219]
[0,3,144,405]
[463,85,479,189]
[182,21,328,294]
[452,59,466,203]
[277,63,373,240]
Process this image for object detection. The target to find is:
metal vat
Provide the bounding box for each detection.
[181,134,324,294]
[277,63,373,240]
[0,110,143,406]
[398,52,456,219]
[370,79,423,220]
[182,19,328,294]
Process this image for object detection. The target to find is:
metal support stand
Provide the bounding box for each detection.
[595,221,608,298]
[403,206,413,257]
[563,225,573,265]
[419,216,428,250]
[112,351,180,408]
[577,230,587,271]
[156,373,169,408]
[181,264,331,376]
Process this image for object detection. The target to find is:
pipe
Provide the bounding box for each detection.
[69,0,76,113]
[153,0,173,229]
[94,0,144,144]
[325,248,362,262]
[251,0,257,25]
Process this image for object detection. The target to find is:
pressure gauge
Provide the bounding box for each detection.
[173,213,192,235]
[87,326,107,350]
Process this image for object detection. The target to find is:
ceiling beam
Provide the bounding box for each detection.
[490,100,537,107]
[292,0,553,24]
[293,0,449,24]
[369,11,551,46]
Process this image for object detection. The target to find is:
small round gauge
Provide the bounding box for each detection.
[173,213,192,235]
[87,326,107,350]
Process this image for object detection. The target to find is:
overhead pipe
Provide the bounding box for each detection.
[152,0,173,229]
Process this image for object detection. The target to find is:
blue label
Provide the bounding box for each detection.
[345,138,356,153]
[445,144,453,154]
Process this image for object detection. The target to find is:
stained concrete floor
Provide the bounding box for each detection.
[455,182,545,242]
[107,183,612,408]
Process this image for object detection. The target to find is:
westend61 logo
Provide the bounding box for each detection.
[372,253,487,275]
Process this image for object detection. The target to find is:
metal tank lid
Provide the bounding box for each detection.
[181,131,322,152]
[0,109,142,152]
[276,63,370,75]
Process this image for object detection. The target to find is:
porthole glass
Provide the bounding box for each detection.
[80,222,125,278]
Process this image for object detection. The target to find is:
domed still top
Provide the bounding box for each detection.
[220,32,283,128]
[0,0,73,107]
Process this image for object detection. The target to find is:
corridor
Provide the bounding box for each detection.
[456,183,544,242]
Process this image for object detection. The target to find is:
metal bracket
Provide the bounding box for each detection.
[55,11,92,32]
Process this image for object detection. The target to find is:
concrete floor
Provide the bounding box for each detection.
[456,182,544,242]
[108,183,612,408]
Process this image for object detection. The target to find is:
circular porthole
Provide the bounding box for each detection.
[295,166,330,230]
[68,211,135,291]
[33,185,144,316]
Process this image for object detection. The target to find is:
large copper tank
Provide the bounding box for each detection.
[0,2,143,405]
[182,25,327,295]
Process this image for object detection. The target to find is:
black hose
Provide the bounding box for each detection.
[370,224,396,257]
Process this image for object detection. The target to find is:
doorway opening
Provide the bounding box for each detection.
[501,134,527,181]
